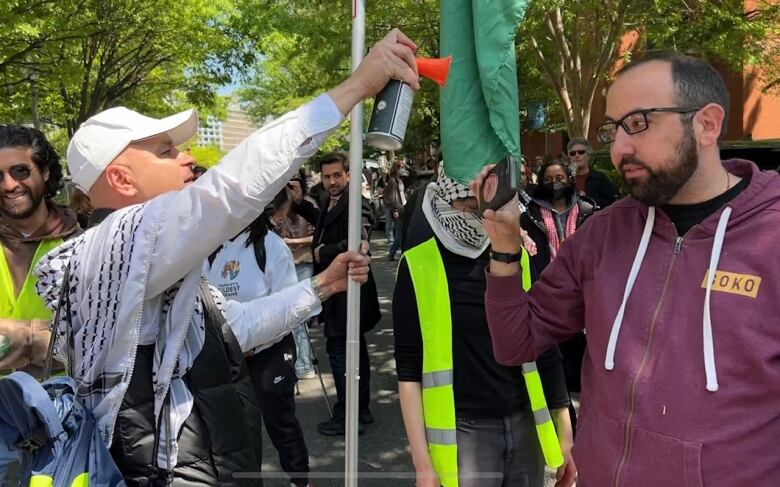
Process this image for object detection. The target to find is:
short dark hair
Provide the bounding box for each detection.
[617,52,730,139]
[317,152,349,173]
[0,125,64,199]
[536,158,576,184]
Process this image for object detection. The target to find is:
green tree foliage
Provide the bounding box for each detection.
[186,144,225,168]
[0,0,253,136]
[518,0,638,139]
[237,0,440,158]
[520,0,780,139]
[643,0,780,91]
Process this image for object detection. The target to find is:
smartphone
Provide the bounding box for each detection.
[478,155,518,216]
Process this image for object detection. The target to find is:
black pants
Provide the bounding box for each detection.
[559,332,586,394]
[246,334,310,487]
[456,410,544,487]
[559,332,586,433]
[326,333,371,418]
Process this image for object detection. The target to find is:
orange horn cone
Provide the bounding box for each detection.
[416,56,452,87]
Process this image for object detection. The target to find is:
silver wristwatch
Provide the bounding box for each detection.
[310,277,328,302]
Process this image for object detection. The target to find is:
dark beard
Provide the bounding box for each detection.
[620,128,698,207]
[0,186,45,219]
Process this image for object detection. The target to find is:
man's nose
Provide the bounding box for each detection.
[0,173,20,192]
[178,152,195,167]
[610,127,635,169]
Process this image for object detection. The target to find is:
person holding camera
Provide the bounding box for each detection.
[474,53,780,487]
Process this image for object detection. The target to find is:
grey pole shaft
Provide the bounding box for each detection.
[346,1,365,486]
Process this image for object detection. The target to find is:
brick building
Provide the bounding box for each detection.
[521,12,780,160]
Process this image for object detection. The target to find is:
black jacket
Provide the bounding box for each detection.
[583,169,617,209]
[109,286,263,486]
[295,192,381,337]
[383,175,405,213]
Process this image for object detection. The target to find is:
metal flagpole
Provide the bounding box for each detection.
[345,0,365,485]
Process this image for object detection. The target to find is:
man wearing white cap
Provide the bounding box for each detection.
[33,29,420,485]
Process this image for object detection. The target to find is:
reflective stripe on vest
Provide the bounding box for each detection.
[0,239,62,320]
[404,238,562,486]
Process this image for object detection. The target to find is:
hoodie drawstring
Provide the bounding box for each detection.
[604,205,733,393]
[605,207,656,371]
[703,207,732,392]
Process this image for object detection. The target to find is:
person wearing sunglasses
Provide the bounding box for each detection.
[0,126,81,375]
[566,138,617,209]
[0,125,82,482]
[474,52,780,487]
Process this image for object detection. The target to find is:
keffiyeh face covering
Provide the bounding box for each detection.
[422,168,489,258]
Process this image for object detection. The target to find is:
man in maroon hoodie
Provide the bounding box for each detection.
[472,53,780,486]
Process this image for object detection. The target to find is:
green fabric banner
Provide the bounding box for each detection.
[440,0,529,184]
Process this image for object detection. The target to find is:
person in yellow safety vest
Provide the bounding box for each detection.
[393,168,577,487]
[0,126,81,484]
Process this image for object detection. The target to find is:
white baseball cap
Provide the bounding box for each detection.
[67,106,199,192]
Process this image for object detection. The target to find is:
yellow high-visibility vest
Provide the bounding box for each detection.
[403,238,562,486]
[0,239,62,321]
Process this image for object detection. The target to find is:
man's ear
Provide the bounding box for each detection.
[693,103,725,148]
[103,164,138,198]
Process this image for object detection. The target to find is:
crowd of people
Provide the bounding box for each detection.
[1,28,779,487]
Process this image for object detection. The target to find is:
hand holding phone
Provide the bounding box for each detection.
[470,158,524,254]
[478,156,518,216]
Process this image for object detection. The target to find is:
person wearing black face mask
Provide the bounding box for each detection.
[519,159,595,432]
[522,160,593,261]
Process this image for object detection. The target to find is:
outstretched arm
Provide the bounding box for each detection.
[146,29,420,298]
[225,249,371,352]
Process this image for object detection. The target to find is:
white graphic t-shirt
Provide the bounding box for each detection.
[204,230,299,352]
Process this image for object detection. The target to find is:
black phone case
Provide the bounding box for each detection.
[478,156,517,216]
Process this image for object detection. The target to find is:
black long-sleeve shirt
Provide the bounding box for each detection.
[393,240,570,418]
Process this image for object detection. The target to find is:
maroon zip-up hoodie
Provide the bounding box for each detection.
[485,160,780,487]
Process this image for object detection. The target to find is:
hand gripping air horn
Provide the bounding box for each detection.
[365,56,452,151]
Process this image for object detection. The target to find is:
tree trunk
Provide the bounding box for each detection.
[528,0,634,140]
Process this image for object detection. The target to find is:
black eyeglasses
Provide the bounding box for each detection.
[0,164,33,184]
[597,106,701,144]
[568,150,587,156]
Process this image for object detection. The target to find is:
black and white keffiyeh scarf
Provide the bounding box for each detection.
[35,193,209,469]
[422,168,489,259]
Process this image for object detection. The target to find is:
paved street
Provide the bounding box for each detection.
[259,235,561,486]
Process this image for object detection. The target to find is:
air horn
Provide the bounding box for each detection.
[365,56,452,151]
